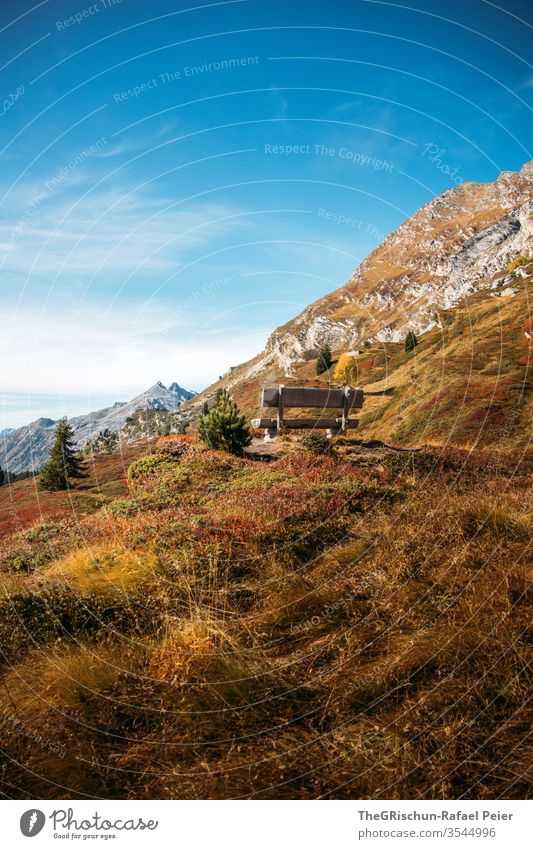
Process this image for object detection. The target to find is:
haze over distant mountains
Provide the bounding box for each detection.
[1,382,195,473]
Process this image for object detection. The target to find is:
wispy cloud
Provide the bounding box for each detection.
[0,182,240,281]
[518,74,533,90]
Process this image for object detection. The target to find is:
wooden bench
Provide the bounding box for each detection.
[251,385,364,440]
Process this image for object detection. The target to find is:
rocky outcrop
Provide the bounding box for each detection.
[244,161,532,374]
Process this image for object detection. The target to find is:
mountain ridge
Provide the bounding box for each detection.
[1,381,195,473]
[247,160,532,376]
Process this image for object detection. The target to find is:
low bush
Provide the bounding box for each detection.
[107,497,142,517]
[384,447,464,478]
[0,585,165,664]
[127,453,173,482]
[1,550,50,573]
[301,433,333,455]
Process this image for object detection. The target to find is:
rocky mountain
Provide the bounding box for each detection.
[222,161,532,383]
[0,428,15,437]
[1,381,195,473]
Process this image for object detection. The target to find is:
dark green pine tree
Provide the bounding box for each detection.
[404,330,418,352]
[316,344,333,375]
[198,390,251,455]
[39,418,88,491]
[0,464,4,487]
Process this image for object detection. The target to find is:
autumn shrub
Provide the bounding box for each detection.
[384,446,464,478]
[340,480,404,513]
[1,549,51,573]
[16,521,64,544]
[300,432,333,455]
[1,520,78,574]
[333,352,358,384]
[155,433,203,457]
[107,497,142,517]
[127,452,173,482]
[0,585,165,665]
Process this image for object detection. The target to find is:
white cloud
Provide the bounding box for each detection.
[0,302,266,400]
[0,185,239,280]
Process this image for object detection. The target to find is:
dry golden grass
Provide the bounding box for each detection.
[42,545,161,594]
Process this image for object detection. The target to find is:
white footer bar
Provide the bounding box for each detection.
[4,799,531,848]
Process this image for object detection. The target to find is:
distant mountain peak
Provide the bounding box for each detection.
[169,381,189,394]
[1,379,196,473]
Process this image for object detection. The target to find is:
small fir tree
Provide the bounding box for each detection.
[0,464,4,487]
[198,390,251,455]
[39,418,88,491]
[316,344,332,375]
[404,330,418,352]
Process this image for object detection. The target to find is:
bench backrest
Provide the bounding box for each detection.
[261,386,364,410]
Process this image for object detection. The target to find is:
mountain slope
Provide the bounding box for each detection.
[1,381,195,473]
[0,165,531,801]
[256,160,532,372]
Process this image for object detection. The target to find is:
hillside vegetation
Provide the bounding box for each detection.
[0,432,531,799]
[191,267,532,453]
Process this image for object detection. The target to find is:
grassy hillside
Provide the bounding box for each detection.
[0,442,149,539]
[0,433,531,799]
[191,268,532,453]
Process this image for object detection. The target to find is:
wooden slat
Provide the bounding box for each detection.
[261,386,364,409]
[251,417,359,429]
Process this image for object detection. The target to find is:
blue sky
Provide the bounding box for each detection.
[1,0,531,427]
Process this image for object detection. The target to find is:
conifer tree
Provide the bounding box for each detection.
[404,330,418,352]
[0,464,4,487]
[198,390,251,455]
[316,344,332,375]
[39,418,87,491]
